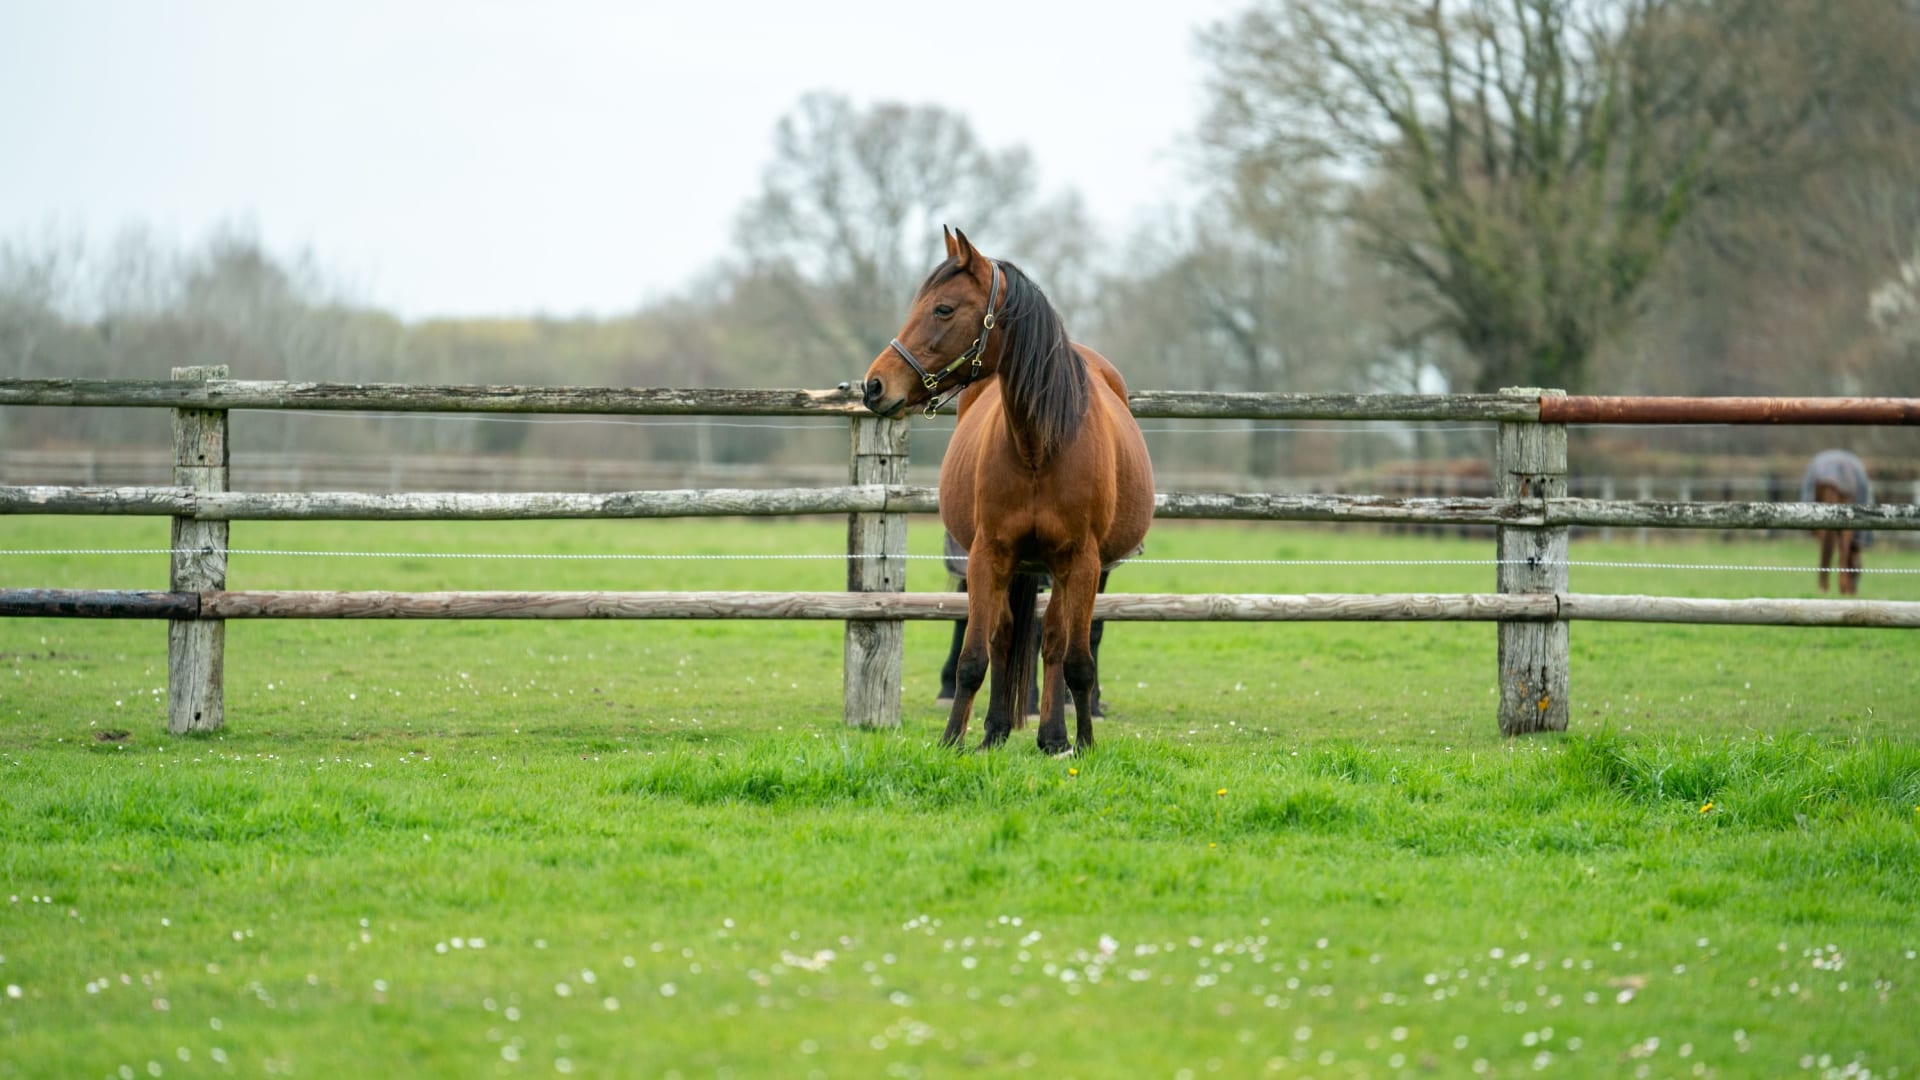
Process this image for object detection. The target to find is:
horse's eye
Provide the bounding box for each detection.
[933,304,955,318]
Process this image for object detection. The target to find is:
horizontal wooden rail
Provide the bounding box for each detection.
[1543,395,1920,425]
[1558,594,1920,626]
[1123,391,1537,421]
[0,379,1538,421]
[0,485,197,515]
[1154,493,1920,530]
[0,589,200,619]
[1538,498,1920,530]
[0,484,915,520]
[6,588,1917,627]
[5,483,1918,530]
[198,591,1559,621]
[0,380,869,417]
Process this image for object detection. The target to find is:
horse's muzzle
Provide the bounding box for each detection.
[862,379,907,418]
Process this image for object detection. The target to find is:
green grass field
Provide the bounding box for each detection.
[2,517,1917,1078]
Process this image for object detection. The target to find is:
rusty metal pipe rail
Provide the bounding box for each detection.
[1542,396,1920,425]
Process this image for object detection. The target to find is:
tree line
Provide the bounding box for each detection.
[4,0,1918,476]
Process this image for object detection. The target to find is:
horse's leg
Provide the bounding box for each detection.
[944,557,1005,749]
[941,618,985,749]
[957,542,1022,751]
[1818,530,1835,593]
[1839,529,1858,595]
[1034,583,1072,757]
[980,588,1020,749]
[1043,547,1102,754]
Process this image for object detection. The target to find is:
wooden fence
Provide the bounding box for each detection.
[2,370,1917,737]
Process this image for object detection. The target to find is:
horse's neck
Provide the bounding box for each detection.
[1001,360,1089,471]
[954,379,994,419]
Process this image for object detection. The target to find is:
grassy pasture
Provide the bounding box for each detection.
[1,516,1917,1078]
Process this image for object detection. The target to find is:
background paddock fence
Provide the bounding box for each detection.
[1,374,1916,736]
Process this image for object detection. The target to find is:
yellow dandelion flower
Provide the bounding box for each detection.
[1699,801,1714,814]
[1067,767,1078,777]
[1216,788,1228,797]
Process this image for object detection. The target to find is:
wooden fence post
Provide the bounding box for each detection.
[1496,388,1568,736]
[169,365,229,734]
[844,415,908,728]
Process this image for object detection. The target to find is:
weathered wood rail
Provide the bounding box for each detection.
[9,588,1918,628]
[0,378,1541,420]
[5,483,1917,530]
[2,375,1915,737]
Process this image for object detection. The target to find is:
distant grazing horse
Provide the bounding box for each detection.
[1800,449,1874,595]
[862,229,1152,754]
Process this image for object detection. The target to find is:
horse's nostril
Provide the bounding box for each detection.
[864,378,883,400]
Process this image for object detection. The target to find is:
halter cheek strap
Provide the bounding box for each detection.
[889,260,1003,417]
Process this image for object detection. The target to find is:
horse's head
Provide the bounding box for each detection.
[862,227,1004,418]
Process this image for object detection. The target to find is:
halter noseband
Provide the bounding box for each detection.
[888,260,1003,418]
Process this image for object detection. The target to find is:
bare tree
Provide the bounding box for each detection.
[1168,168,1350,475]
[733,92,1089,382]
[1093,163,1426,477]
[1199,0,1830,392]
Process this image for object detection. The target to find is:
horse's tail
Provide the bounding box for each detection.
[1006,571,1043,729]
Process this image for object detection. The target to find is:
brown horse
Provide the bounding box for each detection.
[862,228,1153,754]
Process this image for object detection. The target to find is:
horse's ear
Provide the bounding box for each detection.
[943,226,957,258]
[952,228,979,269]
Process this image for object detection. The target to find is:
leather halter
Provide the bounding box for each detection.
[888,260,1003,418]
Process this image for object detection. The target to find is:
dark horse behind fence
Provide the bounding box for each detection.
[862,228,1153,754]
[1801,448,1875,595]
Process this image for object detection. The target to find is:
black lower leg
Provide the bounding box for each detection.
[1065,648,1098,750]
[943,644,988,748]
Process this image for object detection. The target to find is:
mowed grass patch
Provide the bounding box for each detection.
[1,517,1917,1076]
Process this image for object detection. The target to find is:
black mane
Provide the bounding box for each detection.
[984,260,1088,463]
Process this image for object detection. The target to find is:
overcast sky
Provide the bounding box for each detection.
[0,0,1238,320]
